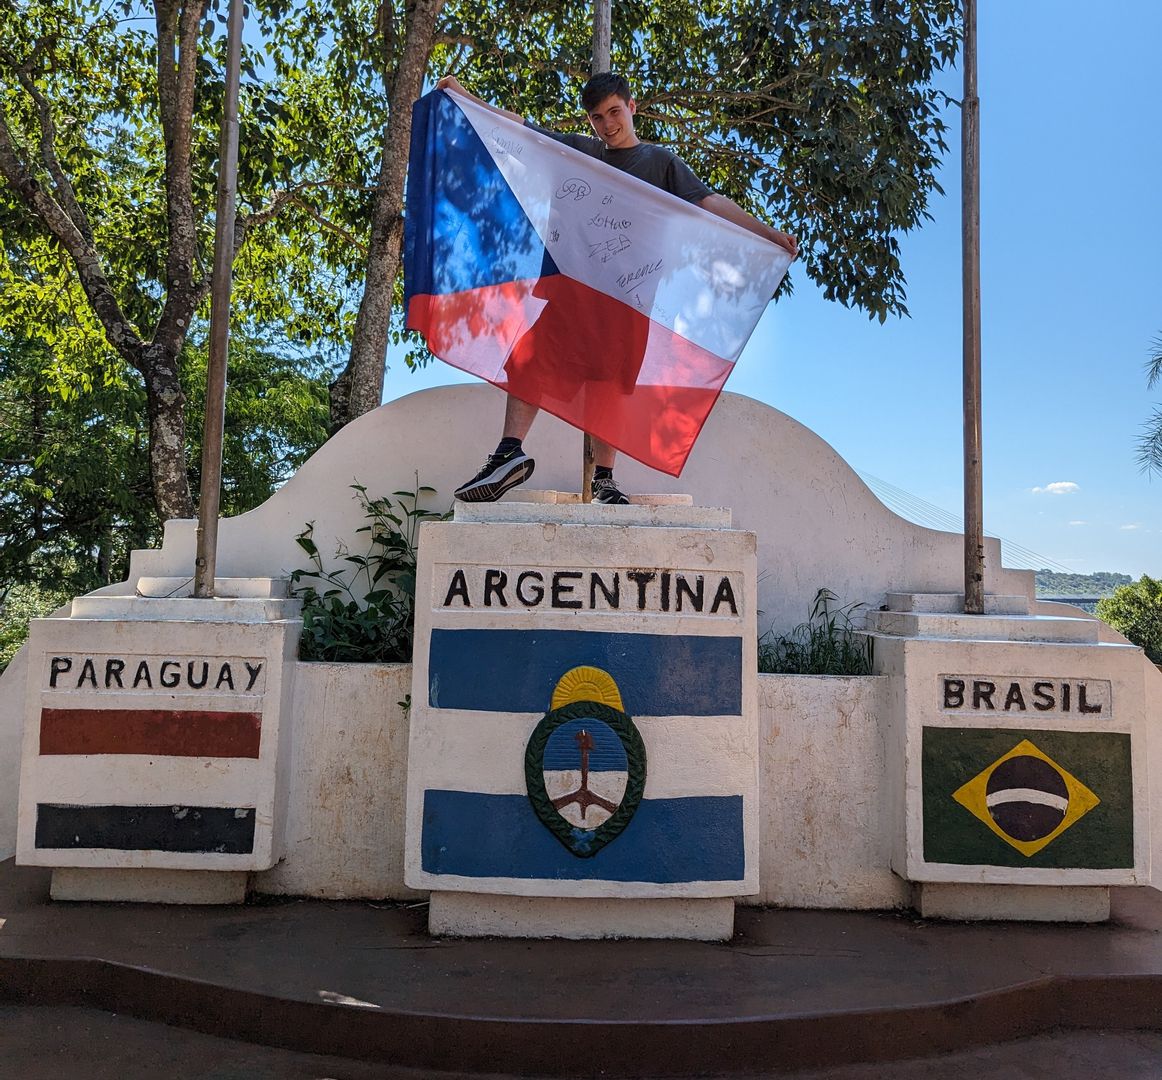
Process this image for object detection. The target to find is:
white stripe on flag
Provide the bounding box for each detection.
[447,91,791,363]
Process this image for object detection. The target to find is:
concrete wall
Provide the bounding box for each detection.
[756,674,906,909]
[252,663,901,909]
[255,663,423,900]
[123,386,1033,642]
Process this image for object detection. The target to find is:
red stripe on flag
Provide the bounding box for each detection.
[39,709,262,758]
[408,276,731,477]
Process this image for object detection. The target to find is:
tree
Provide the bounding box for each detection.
[2,0,966,488]
[434,0,962,321]
[309,0,448,428]
[1097,576,1162,666]
[0,1,352,518]
[1137,334,1162,476]
[0,329,330,595]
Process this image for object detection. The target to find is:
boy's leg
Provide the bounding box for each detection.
[591,437,630,505]
[503,395,540,440]
[454,394,539,502]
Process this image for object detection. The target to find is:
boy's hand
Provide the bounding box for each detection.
[773,231,799,259]
[436,75,463,94]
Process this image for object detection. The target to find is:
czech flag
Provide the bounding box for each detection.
[403,88,792,477]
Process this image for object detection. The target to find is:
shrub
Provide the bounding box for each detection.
[1097,576,1162,664]
[291,482,443,663]
[758,588,874,675]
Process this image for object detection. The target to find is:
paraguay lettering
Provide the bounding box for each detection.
[939,675,1110,716]
[47,655,265,693]
[440,566,739,616]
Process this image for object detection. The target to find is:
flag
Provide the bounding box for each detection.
[922,727,1133,869]
[403,89,792,477]
[414,629,749,887]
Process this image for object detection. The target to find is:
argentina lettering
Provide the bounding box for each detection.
[939,675,1111,717]
[44,654,265,693]
[438,565,741,616]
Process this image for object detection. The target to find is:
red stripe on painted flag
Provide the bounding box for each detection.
[407,275,729,477]
[39,709,262,758]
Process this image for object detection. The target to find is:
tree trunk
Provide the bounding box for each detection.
[330,0,447,430]
[141,343,195,520]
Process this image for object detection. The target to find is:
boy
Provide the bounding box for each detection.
[437,73,798,504]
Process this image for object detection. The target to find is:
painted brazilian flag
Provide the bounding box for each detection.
[922,727,1133,869]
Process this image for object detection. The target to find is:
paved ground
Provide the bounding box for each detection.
[2,860,1162,1076]
[2,1009,1161,1079]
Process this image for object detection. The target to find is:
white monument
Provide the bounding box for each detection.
[0,386,1157,927]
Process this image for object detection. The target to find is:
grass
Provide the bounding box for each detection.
[758,588,874,676]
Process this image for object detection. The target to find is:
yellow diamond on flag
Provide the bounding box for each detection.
[550,666,624,711]
[952,738,1100,857]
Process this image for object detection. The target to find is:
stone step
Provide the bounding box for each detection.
[867,609,1100,644]
[516,490,694,506]
[135,576,292,599]
[69,595,301,624]
[454,500,731,528]
[884,592,1029,615]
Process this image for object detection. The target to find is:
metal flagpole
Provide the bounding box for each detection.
[193,0,245,598]
[582,0,611,504]
[961,0,985,614]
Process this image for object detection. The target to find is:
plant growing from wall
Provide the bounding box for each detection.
[758,588,873,676]
[1097,576,1162,666]
[291,482,442,662]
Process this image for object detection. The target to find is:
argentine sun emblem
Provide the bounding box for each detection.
[524,666,646,857]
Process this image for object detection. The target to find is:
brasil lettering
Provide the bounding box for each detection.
[46,654,265,693]
[939,675,1110,716]
[439,566,740,616]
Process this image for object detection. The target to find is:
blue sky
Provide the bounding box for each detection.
[387,1,1162,578]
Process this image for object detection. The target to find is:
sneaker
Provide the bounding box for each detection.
[591,476,630,505]
[455,448,535,502]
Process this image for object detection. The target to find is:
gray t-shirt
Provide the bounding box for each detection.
[525,121,712,205]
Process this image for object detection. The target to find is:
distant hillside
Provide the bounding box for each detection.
[1034,570,1132,598]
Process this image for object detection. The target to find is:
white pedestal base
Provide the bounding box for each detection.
[915,882,1110,923]
[429,891,735,941]
[50,867,248,904]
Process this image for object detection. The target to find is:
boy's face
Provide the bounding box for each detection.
[586,94,638,150]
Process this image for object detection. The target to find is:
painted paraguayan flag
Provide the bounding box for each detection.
[403,88,792,477]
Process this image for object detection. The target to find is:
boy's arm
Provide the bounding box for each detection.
[435,75,525,125]
[698,193,798,259]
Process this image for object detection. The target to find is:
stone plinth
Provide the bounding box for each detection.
[872,593,1149,920]
[16,579,300,902]
[404,500,758,938]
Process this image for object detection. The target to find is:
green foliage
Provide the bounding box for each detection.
[0,334,157,595]
[0,578,74,674]
[758,588,873,675]
[1034,569,1133,598]
[438,0,961,322]
[0,330,329,590]
[1097,576,1162,665]
[1137,334,1162,477]
[182,333,331,516]
[291,483,444,663]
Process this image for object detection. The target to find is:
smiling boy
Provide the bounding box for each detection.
[435,73,797,504]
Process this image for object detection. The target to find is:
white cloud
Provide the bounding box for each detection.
[1068,520,1087,526]
[1120,523,1141,531]
[1031,481,1080,495]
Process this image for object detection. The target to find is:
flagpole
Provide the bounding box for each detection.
[583,0,611,504]
[193,0,244,598]
[962,0,985,614]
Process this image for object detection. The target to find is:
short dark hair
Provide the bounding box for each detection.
[581,73,632,112]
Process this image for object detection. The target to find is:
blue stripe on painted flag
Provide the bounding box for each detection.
[404,90,553,306]
[428,629,741,716]
[421,790,744,883]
